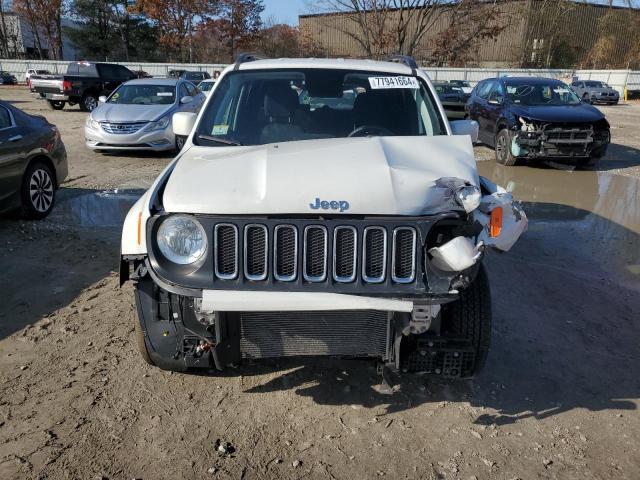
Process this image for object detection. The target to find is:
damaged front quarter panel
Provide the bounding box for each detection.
[475,176,528,252]
[425,176,526,280]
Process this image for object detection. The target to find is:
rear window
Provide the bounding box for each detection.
[67,63,98,77]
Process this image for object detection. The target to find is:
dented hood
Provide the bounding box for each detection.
[162,136,479,215]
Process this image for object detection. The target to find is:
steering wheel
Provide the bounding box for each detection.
[348,125,394,138]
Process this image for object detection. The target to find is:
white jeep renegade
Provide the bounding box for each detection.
[120,55,527,377]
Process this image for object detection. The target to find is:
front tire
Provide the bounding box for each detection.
[80,93,98,112]
[21,162,56,219]
[47,100,65,110]
[495,129,517,166]
[175,135,187,152]
[440,266,492,377]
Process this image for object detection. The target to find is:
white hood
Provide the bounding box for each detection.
[162,136,479,215]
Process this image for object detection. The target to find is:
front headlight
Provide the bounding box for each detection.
[85,116,100,130]
[455,185,481,213]
[147,115,171,132]
[157,215,207,264]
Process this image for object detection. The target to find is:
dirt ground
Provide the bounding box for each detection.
[1,86,639,480]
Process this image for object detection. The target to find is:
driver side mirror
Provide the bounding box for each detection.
[450,119,479,143]
[98,96,107,104]
[180,96,193,105]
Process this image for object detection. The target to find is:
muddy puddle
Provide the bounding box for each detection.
[479,162,640,281]
[47,189,144,228]
[46,167,640,281]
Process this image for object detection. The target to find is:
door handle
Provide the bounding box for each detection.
[8,135,23,142]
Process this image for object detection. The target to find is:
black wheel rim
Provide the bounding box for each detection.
[85,96,97,111]
[177,137,184,149]
[30,169,54,213]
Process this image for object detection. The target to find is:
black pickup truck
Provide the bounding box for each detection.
[31,61,136,112]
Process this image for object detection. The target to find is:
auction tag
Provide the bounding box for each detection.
[157,92,173,97]
[369,76,419,89]
[212,125,229,135]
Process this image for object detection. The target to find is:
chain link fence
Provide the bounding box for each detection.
[1,58,638,96]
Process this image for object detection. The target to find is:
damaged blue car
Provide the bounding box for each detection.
[466,76,610,167]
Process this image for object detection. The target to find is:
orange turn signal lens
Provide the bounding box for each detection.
[490,207,503,238]
[137,212,143,245]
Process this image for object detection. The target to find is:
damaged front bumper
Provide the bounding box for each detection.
[123,176,527,373]
[511,119,610,159]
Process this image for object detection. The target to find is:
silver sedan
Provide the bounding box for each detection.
[84,78,205,152]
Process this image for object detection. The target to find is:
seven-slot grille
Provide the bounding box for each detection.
[213,223,417,284]
[100,121,148,135]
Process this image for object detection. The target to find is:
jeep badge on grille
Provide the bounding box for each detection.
[309,198,350,212]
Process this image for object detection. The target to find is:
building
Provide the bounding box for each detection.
[299,0,640,68]
[0,11,78,60]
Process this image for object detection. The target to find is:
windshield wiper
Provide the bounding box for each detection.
[197,133,242,146]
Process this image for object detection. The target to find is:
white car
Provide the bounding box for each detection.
[120,56,527,378]
[25,69,51,87]
[448,80,473,94]
[84,78,205,152]
[197,79,216,96]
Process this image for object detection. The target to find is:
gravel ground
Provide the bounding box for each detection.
[1,86,639,480]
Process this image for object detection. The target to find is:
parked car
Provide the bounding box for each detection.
[570,80,619,105]
[433,81,469,120]
[26,69,51,87]
[31,61,137,112]
[84,78,206,152]
[448,80,473,94]
[181,71,211,83]
[0,100,67,219]
[168,69,187,79]
[133,70,153,79]
[466,76,610,166]
[0,71,18,85]
[120,56,527,377]
[197,78,216,96]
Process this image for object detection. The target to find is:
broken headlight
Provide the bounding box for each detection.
[157,215,207,264]
[454,185,481,213]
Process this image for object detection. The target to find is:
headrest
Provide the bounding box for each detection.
[264,83,298,118]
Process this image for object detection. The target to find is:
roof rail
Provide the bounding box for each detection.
[386,55,419,72]
[234,52,268,68]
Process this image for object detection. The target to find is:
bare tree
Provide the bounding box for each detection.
[306,0,511,62]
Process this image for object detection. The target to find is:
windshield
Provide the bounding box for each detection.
[108,84,176,105]
[505,81,581,106]
[185,72,205,81]
[199,81,215,92]
[584,81,608,88]
[435,84,463,95]
[450,80,470,87]
[194,68,446,146]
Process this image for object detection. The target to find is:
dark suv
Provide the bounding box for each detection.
[466,76,610,166]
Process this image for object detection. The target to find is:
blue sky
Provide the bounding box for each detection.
[261,0,307,25]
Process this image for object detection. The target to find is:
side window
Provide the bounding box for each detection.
[184,82,197,96]
[0,106,13,129]
[117,65,134,80]
[488,82,505,102]
[478,81,494,99]
[179,83,190,99]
